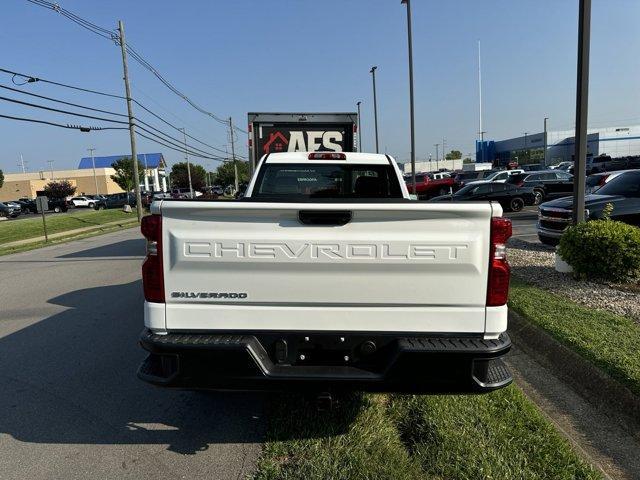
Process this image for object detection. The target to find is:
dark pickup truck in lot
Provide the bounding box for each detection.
[538,170,640,245]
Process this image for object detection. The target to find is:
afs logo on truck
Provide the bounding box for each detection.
[261,129,345,154]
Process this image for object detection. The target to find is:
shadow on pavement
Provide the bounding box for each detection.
[57,239,144,258]
[0,280,265,454]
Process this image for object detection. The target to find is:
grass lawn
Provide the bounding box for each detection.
[509,278,640,396]
[253,387,600,480]
[0,209,136,245]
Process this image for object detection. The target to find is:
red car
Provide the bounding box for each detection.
[404,172,456,199]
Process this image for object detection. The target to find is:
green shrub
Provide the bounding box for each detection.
[558,219,640,281]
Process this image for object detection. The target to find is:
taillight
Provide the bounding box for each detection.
[141,214,164,303]
[598,174,609,186]
[517,181,524,187]
[487,217,512,307]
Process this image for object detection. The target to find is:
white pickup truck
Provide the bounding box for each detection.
[138,152,512,394]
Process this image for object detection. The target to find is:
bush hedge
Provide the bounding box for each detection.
[558,219,640,281]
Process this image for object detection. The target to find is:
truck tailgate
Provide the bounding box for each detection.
[157,201,497,333]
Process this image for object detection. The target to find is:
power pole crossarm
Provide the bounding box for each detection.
[118,20,143,222]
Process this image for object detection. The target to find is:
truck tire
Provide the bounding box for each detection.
[510,198,524,212]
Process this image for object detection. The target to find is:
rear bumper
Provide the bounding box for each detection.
[137,329,512,393]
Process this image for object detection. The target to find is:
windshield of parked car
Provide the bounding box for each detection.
[595,171,640,197]
[253,163,403,199]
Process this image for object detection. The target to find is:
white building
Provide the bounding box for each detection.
[78,152,168,192]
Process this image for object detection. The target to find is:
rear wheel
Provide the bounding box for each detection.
[53,206,61,213]
[510,197,524,212]
[88,202,95,208]
[533,189,544,205]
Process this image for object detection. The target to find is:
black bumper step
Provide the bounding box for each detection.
[137,329,512,393]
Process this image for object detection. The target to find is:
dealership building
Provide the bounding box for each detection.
[476,125,640,167]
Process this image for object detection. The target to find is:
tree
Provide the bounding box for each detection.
[214,160,250,188]
[111,157,144,192]
[445,150,462,160]
[43,180,76,199]
[170,162,207,190]
[0,169,4,189]
[463,157,473,164]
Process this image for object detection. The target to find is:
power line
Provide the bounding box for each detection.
[26,0,246,133]
[0,66,244,158]
[0,83,127,117]
[0,113,127,131]
[0,95,129,124]
[136,131,227,162]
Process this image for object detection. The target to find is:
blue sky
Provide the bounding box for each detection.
[1,0,639,173]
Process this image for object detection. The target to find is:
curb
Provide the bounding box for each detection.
[508,309,640,438]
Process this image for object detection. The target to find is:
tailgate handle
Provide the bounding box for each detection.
[298,210,352,226]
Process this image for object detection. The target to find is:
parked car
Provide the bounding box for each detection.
[586,169,638,194]
[69,196,99,208]
[85,194,107,209]
[104,192,136,209]
[170,188,203,199]
[466,169,525,186]
[537,170,640,245]
[550,161,573,170]
[11,200,33,214]
[430,181,536,211]
[522,164,543,172]
[453,170,497,188]
[0,202,19,218]
[404,172,456,199]
[4,201,23,215]
[507,170,574,204]
[211,185,224,195]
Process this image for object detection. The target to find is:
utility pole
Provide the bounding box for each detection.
[434,143,440,170]
[179,128,194,197]
[47,159,54,179]
[356,101,363,151]
[442,138,447,166]
[370,66,379,153]
[88,147,99,195]
[478,40,483,156]
[522,132,528,163]
[543,117,549,167]
[118,20,143,222]
[401,0,416,195]
[572,0,591,224]
[229,117,239,192]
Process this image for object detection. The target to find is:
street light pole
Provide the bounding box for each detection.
[88,147,98,195]
[434,143,440,170]
[572,0,591,224]
[370,66,379,153]
[179,127,194,198]
[401,0,416,195]
[356,101,363,151]
[522,132,528,163]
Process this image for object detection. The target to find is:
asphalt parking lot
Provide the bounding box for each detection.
[506,206,539,243]
[0,230,264,480]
